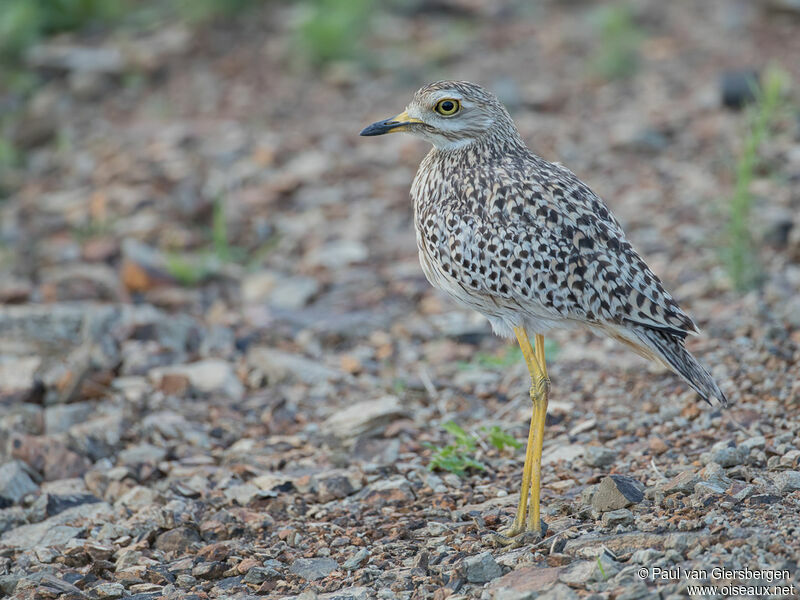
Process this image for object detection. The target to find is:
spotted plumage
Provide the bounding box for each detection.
[363,80,726,406]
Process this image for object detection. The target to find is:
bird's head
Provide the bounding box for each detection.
[360,80,517,151]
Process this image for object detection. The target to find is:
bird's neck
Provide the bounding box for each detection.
[431,126,529,166]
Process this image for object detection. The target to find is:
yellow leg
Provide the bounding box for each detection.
[499,328,550,540]
[502,395,538,535]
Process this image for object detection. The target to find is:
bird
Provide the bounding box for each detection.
[360,80,726,541]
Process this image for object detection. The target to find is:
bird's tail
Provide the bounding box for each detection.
[628,326,727,407]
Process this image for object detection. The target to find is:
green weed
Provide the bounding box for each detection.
[425,422,485,477]
[425,422,522,477]
[165,197,246,286]
[292,0,375,67]
[483,425,522,452]
[723,66,792,291]
[166,253,213,286]
[458,339,559,371]
[211,197,246,263]
[0,0,124,59]
[172,0,263,24]
[589,4,643,80]
[596,555,608,580]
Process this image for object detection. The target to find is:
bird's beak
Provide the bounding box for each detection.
[360,110,423,136]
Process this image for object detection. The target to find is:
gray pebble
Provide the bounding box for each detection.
[463,551,502,583]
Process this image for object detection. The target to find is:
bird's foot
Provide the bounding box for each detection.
[490,519,547,548]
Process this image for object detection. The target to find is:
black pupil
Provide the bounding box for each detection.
[441,101,454,112]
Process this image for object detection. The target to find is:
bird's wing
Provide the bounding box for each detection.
[443,159,698,337]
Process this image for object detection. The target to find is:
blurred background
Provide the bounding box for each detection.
[0,1,799,597]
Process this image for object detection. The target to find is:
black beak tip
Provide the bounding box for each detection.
[360,120,390,136]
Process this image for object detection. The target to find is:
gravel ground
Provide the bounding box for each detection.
[1,1,800,599]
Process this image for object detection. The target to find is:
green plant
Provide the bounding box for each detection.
[212,197,236,262]
[425,422,485,477]
[483,425,522,452]
[425,422,522,476]
[172,0,262,24]
[165,197,246,286]
[589,4,643,80]
[166,254,212,286]
[724,66,792,291]
[596,555,608,581]
[0,0,124,59]
[292,0,375,67]
[458,339,559,371]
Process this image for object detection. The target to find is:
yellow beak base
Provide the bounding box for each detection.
[360,110,423,136]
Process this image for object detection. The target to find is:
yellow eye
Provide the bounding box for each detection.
[434,98,460,116]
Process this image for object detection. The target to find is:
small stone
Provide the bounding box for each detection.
[45,492,102,518]
[0,461,38,506]
[487,565,562,599]
[780,449,800,468]
[601,508,634,527]
[223,482,261,506]
[707,441,747,467]
[694,480,727,495]
[150,359,243,400]
[630,549,663,564]
[115,485,159,510]
[10,434,91,481]
[591,475,644,512]
[0,574,20,596]
[307,240,368,269]
[129,583,164,594]
[236,558,261,574]
[772,471,800,493]
[463,551,502,583]
[35,546,59,563]
[118,443,167,466]
[192,561,227,580]
[1,501,112,549]
[543,444,584,465]
[83,541,114,561]
[539,583,579,600]
[649,437,669,455]
[196,541,233,562]
[242,272,319,309]
[175,573,197,588]
[317,469,363,502]
[115,548,142,570]
[660,471,699,495]
[44,402,96,434]
[720,69,760,109]
[362,477,416,505]
[243,566,280,584]
[154,526,201,554]
[583,446,616,468]
[94,582,125,599]
[248,347,344,385]
[342,548,370,571]
[427,521,448,535]
[741,436,766,452]
[323,396,408,440]
[290,557,338,581]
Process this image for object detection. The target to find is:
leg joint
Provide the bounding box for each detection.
[534,375,550,399]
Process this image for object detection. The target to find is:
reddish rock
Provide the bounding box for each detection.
[362,477,415,506]
[10,433,90,480]
[649,437,670,455]
[196,542,231,563]
[486,565,563,597]
[236,557,261,574]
